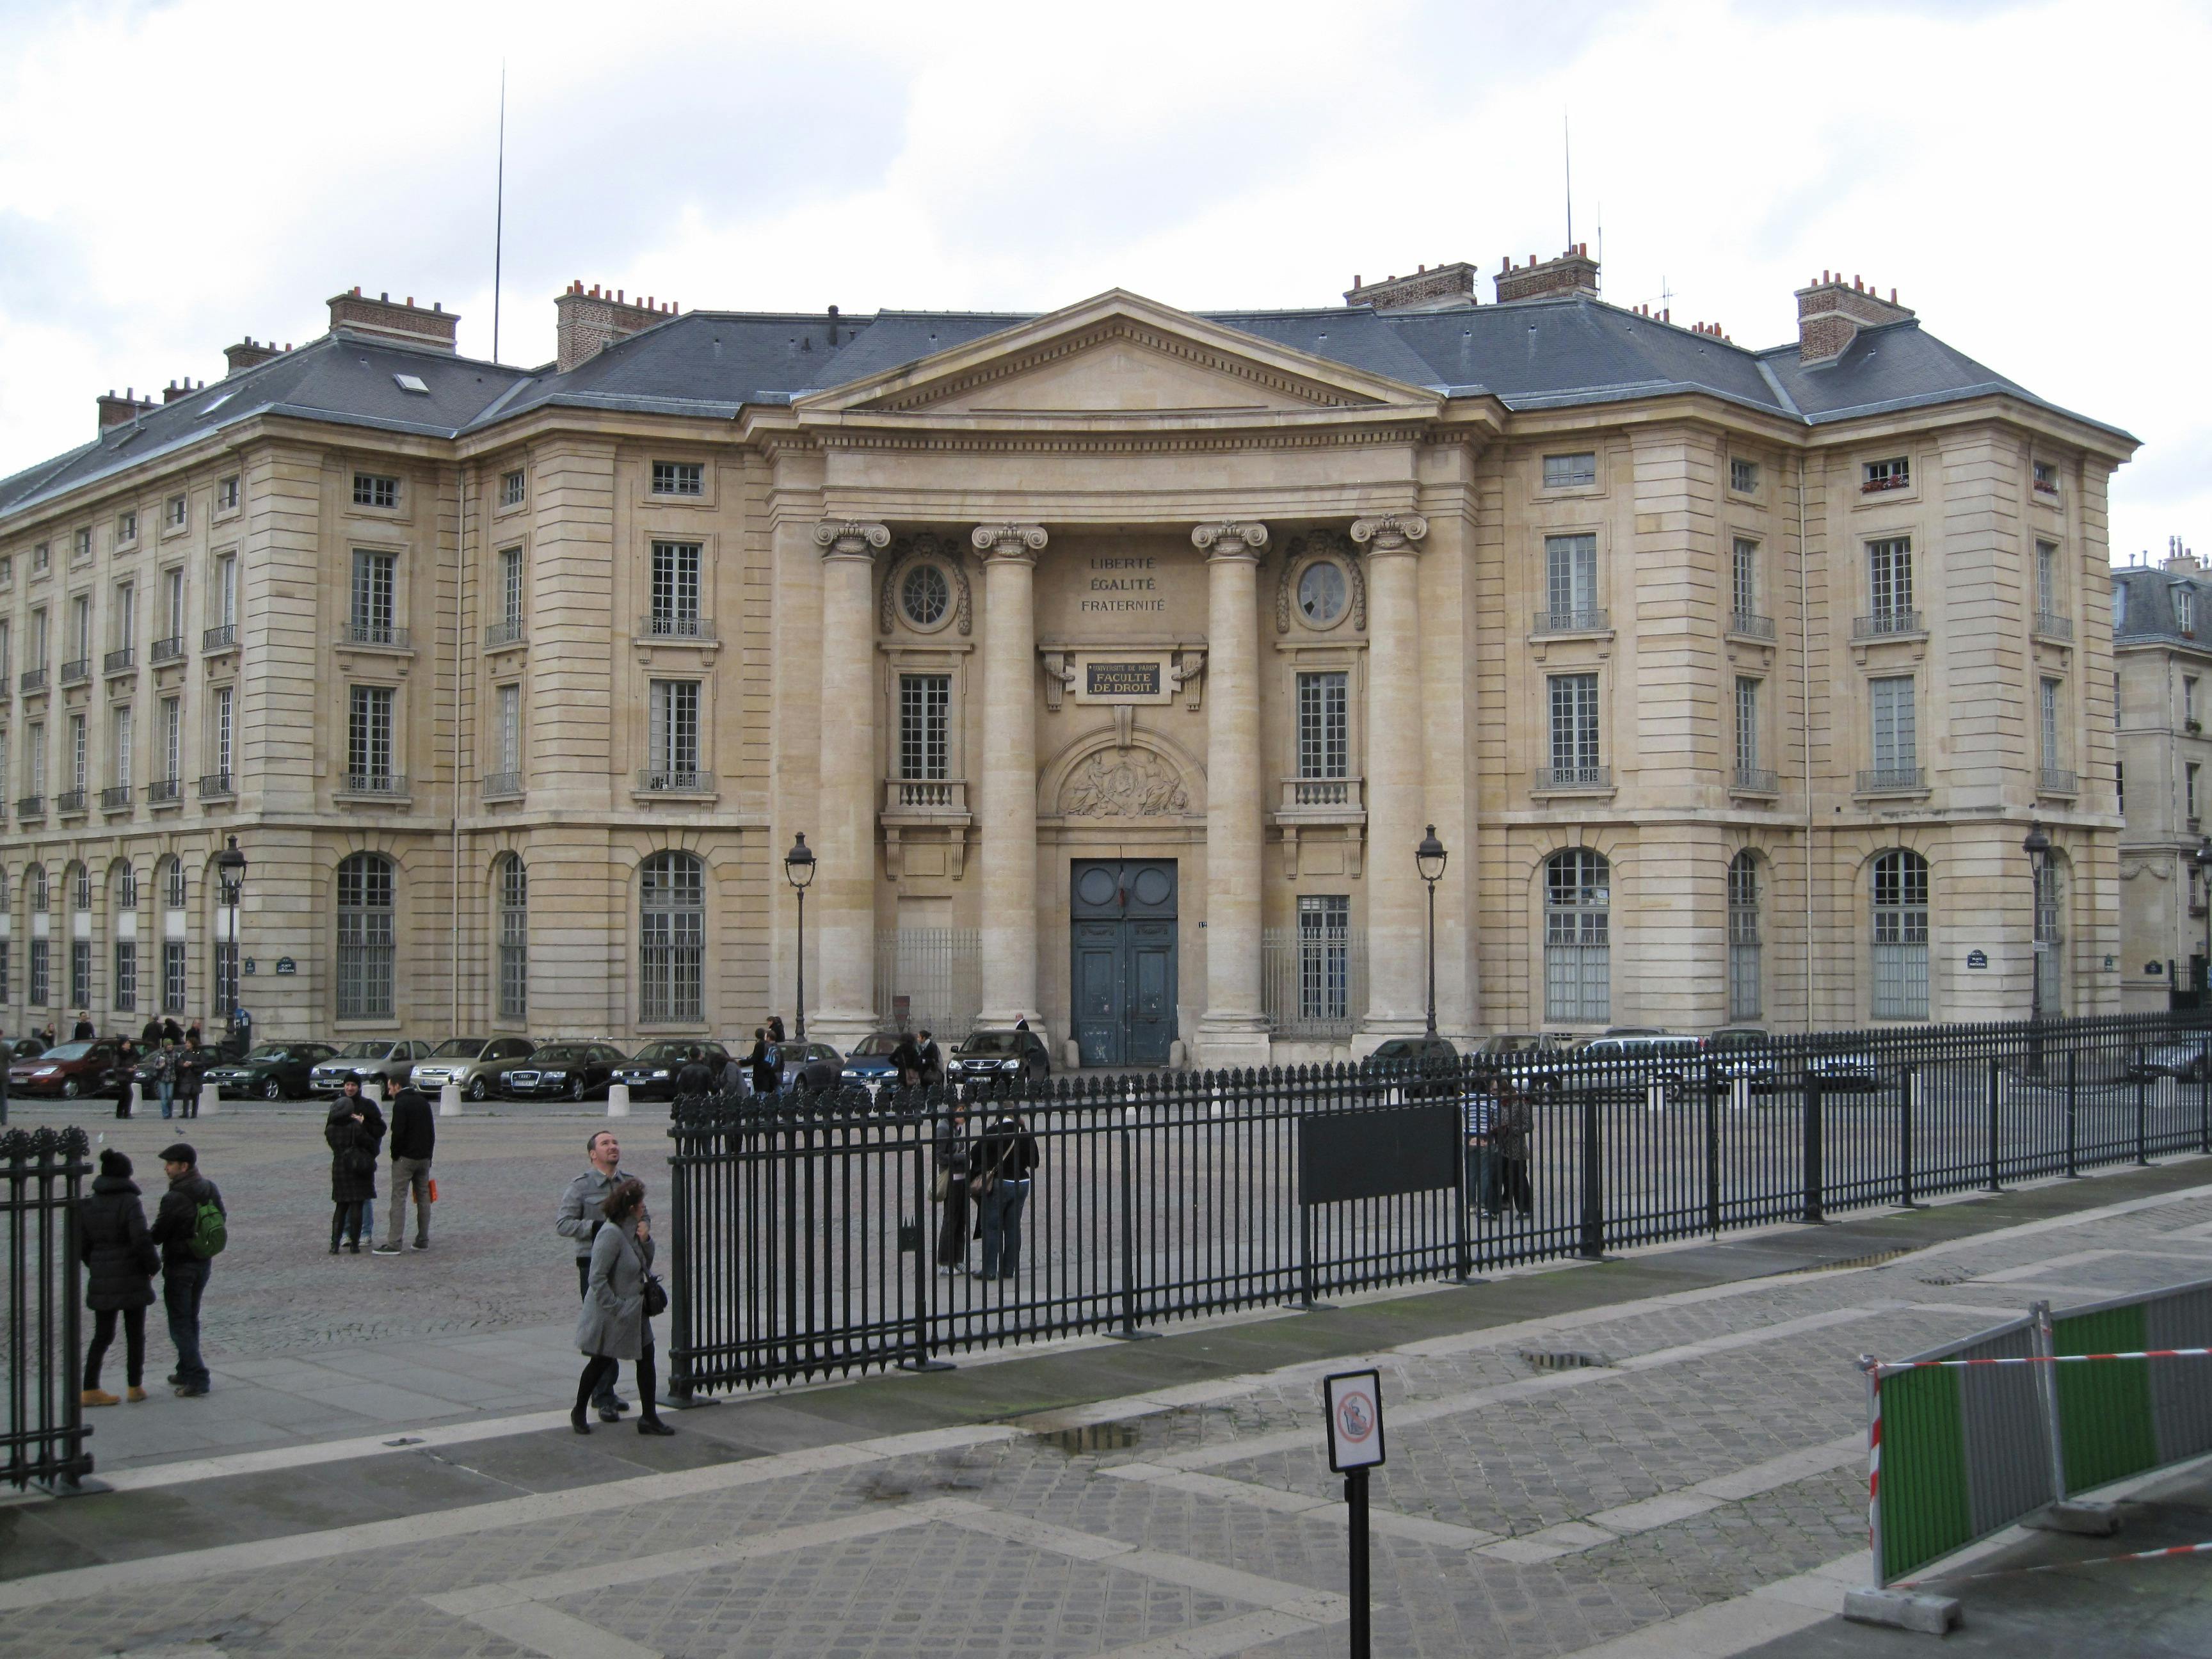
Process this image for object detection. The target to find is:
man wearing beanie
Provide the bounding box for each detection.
[77,1149,157,1406]
[147,1141,223,1397]
[374,1086,437,1255]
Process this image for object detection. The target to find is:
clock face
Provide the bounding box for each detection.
[1298,560,1347,626]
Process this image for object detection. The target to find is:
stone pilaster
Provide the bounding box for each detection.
[812,520,890,1044]
[1352,512,1429,1046]
[1192,521,1272,1068]
[975,523,1048,1032]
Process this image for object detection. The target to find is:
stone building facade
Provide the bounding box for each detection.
[2115,546,2212,1008]
[0,259,2135,1062]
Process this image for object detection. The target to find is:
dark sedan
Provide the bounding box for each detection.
[10,1040,125,1100]
[1361,1035,1463,1100]
[200,1042,339,1102]
[947,1029,1052,1088]
[3,1036,47,1063]
[490,1041,628,1102]
[611,1039,732,1101]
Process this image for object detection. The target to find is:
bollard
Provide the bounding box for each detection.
[364,1078,384,1105]
[196,1080,216,1118]
[121,1079,136,1119]
[438,1081,462,1118]
[607,1082,631,1118]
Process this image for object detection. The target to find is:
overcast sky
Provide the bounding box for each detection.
[1,0,2204,559]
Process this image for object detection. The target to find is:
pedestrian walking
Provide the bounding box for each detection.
[572,1176,672,1436]
[161,1016,184,1046]
[113,1038,138,1119]
[72,1011,95,1041]
[140,1016,163,1049]
[765,1014,787,1044]
[719,1048,748,1095]
[373,1086,435,1254]
[556,1131,633,1421]
[77,1149,159,1407]
[325,1081,381,1253]
[746,1029,776,1096]
[1491,1080,1534,1219]
[970,1109,1038,1282]
[674,1046,717,1098]
[917,1029,943,1088]
[148,1142,223,1397]
[932,1104,973,1270]
[890,1032,924,1087]
[152,1038,179,1119]
[1463,1071,1501,1217]
[177,1030,204,1120]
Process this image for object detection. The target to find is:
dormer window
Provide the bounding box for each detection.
[1862,456,1910,493]
[651,461,703,497]
[2033,460,2058,496]
[2178,587,2196,635]
[1542,452,1598,490]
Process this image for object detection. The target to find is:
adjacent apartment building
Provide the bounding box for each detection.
[0,253,2136,1062]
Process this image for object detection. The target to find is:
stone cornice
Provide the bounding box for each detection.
[799,418,1439,457]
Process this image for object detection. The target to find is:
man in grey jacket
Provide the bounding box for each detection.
[556,1130,632,1420]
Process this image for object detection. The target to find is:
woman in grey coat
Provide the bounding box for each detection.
[572,1177,673,1436]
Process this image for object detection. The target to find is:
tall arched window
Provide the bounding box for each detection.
[496,854,528,1023]
[640,851,705,1025]
[159,857,188,1014]
[337,853,397,1020]
[1871,849,1930,1020]
[111,863,139,1015]
[26,865,48,1009]
[67,862,92,1010]
[1544,848,1610,1022]
[1727,851,1761,1022]
[2035,853,2065,1016]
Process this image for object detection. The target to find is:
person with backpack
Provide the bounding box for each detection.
[78,1148,159,1406]
[148,1141,224,1397]
[326,1080,382,1254]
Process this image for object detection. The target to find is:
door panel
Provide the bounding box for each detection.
[1070,860,1178,1068]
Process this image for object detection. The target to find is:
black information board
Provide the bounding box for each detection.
[1297,1103,1459,1205]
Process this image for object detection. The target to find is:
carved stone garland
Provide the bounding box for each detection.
[1274,530,1366,634]
[877,533,974,636]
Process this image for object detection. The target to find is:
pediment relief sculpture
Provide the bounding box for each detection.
[1059,748,1190,819]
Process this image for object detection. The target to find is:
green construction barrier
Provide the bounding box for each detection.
[2052,1304,2157,1492]
[1876,1363,1974,1585]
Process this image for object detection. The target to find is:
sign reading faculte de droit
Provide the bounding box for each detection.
[1086,661,1162,698]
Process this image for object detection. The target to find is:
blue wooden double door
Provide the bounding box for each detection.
[1071,860,1178,1068]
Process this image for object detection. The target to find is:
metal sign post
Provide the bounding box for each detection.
[1322,1368,1385,1657]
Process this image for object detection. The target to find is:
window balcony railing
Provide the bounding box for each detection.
[640,614,716,641]
[340,771,408,797]
[1530,607,1610,636]
[1727,610,1775,641]
[60,657,90,686]
[1852,609,1923,641]
[2037,766,2080,797]
[198,773,234,800]
[1731,766,1779,794]
[1862,472,1911,494]
[17,668,44,694]
[14,796,42,820]
[2033,610,2074,642]
[202,623,236,652]
[1855,766,1927,794]
[146,778,182,806]
[484,618,527,649]
[150,635,186,664]
[56,787,87,814]
[340,623,410,650]
[99,784,132,810]
[482,771,524,800]
[1532,764,1612,792]
[103,646,134,675]
[637,768,711,793]
[883,778,968,814]
[1279,777,1366,813]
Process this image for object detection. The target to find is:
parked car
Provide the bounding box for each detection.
[310,1039,440,1097]
[760,1040,845,1093]
[199,1041,339,1102]
[490,1041,629,1102]
[1360,1035,1463,1100]
[947,1029,1052,1087]
[840,1032,914,1093]
[412,1036,538,1102]
[1805,1038,1883,1093]
[2125,1040,2212,1083]
[9,1039,125,1100]
[3,1036,47,1062]
[611,1039,732,1101]
[1705,1027,1779,1092]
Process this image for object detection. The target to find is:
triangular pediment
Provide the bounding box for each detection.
[797,290,1438,422]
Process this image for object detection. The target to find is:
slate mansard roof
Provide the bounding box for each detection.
[0,291,2131,525]
[2113,564,2212,644]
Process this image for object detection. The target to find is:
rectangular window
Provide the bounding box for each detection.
[500,469,525,508]
[499,546,525,625]
[1732,537,1758,621]
[111,705,132,789]
[2033,460,2058,495]
[2190,763,2200,822]
[1870,676,1917,774]
[2037,540,2060,617]
[898,674,950,781]
[1542,451,1597,489]
[1543,534,1599,626]
[350,550,396,642]
[216,476,238,511]
[347,685,394,785]
[648,680,700,779]
[164,566,185,639]
[118,510,137,543]
[33,541,49,572]
[498,883,527,1023]
[113,581,134,650]
[2040,677,2062,766]
[1862,456,1911,493]
[649,541,701,630]
[26,724,44,797]
[0,620,10,680]
[1735,677,1761,774]
[166,495,186,529]
[70,940,90,1008]
[2186,677,2197,725]
[70,595,90,660]
[1295,671,1350,780]
[216,552,237,625]
[68,712,87,792]
[1548,673,1601,776]
[30,939,49,1007]
[74,528,91,561]
[214,685,233,778]
[1730,457,1759,494]
[113,940,136,1013]
[161,696,181,782]
[1868,537,1913,620]
[31,608,46,669]
[352,472,398,509]
[162,941,186,1014]
[1297,895,1351,1023]
[650,461,703,497]
[496,682,522,775]
[2181,587,2198,634]
[2117,761,2125,816]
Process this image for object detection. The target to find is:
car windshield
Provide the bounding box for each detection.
[430,1038,489,1059]
[961,1032,1022,1056]
[40,1043,93,1061]
[853,1035,902,1057]
[629,1042,694,1064]
[772,1044,811,1061]
[532,1044,589,1062]
[244,1044,291,1062]
[333,1041,392,1060]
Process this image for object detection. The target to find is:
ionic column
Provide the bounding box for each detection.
[1352,513,1430,1044]
[1193,521,1273,1070]
[812,520,891,1044]
[975,522,1049,1030]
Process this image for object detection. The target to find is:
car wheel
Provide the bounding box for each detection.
[61,1077,81,1100]
[262,1076,285,1102]
[467,1075,490,1103]
[569,1075,588,1103]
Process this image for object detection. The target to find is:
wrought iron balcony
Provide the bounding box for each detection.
[146,778,182,806]
[340,623,410,650]
[14,795,42,819]
[639,614,716,641]
[2033,610,2074,642]
[1731,766,1779,794]
[104,646,135,675]
[482,771,525,800]
[340,771,408,797]
[99,784,132,810]
[1852,610,1923,641]
[1855,766,1927,794]
[1727,610,1775,640]
[202,624,236,652]
[17,668,44,694]
[1530,607,1610,637]
[198,773,234,800]
[56,787,86,813]
[59,657,89,686]
[150,636,185,664]
[484,618,527,649]
[1532,764,1612,792]
[637,768,711,794]
[2037,766,2079,797]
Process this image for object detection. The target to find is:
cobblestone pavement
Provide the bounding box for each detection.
[3,1141,2210,1656]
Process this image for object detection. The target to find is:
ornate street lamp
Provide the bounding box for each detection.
[784,833,815,1041]
[1416,825,1448,1042]
[2023,822,2051,1036]
[214,836,248,1054]
[2194,838,2212,1009]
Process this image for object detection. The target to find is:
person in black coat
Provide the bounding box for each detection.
[113,1038,139,1118]
[970,1111,1040,1282]
[325,1081,383,1253]
[673,1046,718,1098]
[177,1031,205,1119]
[140,1016,163,1049]
[78,1149,159,1405]
[917,1030,943,1089]
[72,1012,95,1041]
[746,1029,776,1096]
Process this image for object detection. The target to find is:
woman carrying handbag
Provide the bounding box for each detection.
[573,1177,673,1436]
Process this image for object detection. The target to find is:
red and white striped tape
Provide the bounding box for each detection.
[1914,1539,2212,1584]
[1870,1347,2212,1374]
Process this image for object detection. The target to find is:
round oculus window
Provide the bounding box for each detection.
[901,563,950,628]
[1297,559,1348,627]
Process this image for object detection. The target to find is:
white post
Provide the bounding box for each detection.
[364,1079,384,1104]
[123,1078,136,1118]
[1732,1075,1752,1114]
[196,1079,216,1118]
[607,1082,632,1118]
[438,1081,462,1119]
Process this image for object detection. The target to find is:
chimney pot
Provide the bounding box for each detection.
[380,292,389,302]
[326,289,460,353]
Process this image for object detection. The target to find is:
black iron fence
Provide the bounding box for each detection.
[3,1125,92,1491]
[664,1012,2212,1397]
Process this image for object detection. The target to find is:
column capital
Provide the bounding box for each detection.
[1349,513,1429,556]
[972,522,1048,563]
[1191,521,1269,561]
[813,520,891,560]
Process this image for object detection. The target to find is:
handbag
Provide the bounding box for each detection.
[427,1178,438,1204]
[642,1273,668,1318]
[930,1166,949,1201]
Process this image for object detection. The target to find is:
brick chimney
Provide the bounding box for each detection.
[1794,271,1914,364]
[2164,534,2200,576]
[161,379,205,403]
[223,337,283,376]
[1343,262,1477,312]
[554,282,680,373]
[326,288,460,353]
[1494,245,1600,304]
[97,388,156,431]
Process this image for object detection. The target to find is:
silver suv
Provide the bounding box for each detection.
[310,1038,438,1096]
[412,1035,536,1102]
